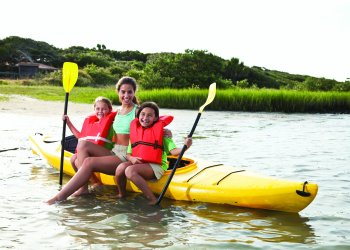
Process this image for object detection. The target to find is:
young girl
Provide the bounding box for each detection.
[64,96,115,171]
[114,102,192,205]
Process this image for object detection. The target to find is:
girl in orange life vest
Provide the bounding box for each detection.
[115,102,192,205]
[63,96,115,186]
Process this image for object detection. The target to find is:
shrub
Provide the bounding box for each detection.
[332,81,350,92]
[236,79,250,88]
[84,64,116,86]
[139,68,173,89]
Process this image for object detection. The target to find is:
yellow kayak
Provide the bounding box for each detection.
[29,133,318,213]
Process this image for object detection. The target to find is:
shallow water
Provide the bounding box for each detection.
[0,107,349,249]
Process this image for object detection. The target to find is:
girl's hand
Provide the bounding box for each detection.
[184,137,192,149]
[62,115,70,122]
[129,156,143,165]
[164,129,172,138]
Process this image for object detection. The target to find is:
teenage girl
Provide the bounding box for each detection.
[47,77,140,204]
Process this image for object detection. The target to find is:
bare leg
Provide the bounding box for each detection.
[71,150,101,195]
[47,155,122,204]
[73,140,112,194]
[70,154,78,172]
[67,153,90,197]
[125,164,157,205]
[115,161,132,198]
[75,140,112,168]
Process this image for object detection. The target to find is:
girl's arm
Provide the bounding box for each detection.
[63,115,81,138]
[169,137,192,156]
[126,154,143,165]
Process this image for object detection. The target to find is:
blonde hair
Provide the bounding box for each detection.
[94,96,113,110]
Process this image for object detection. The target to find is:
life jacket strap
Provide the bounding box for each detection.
[131,140,163,150]
[79,136,113,144]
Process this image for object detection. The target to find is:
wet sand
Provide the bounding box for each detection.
[0,95,92,115]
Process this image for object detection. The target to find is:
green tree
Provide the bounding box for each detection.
[110,50,148,62]
[303,77,337,91]
[236,79,250,88]
[223,57,249,84]
[84,64,116,85]
[140,67,173,89]
[64,51,112,68]
[141,50,225,89]
[0,36,63,68]
[247,67,280,89]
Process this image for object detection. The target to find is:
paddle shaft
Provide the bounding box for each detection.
[59,93,69,185]
[156,113,202,205]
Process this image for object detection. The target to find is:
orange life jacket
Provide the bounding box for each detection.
[130,115,173,164]
[80,111,116,148]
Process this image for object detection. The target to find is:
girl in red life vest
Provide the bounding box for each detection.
[63,96,115,186]
[114,102,192,205]
[47,78,172,205]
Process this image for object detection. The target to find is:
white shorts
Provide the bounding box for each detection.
[149,163,165,180]
[111,144,128,162]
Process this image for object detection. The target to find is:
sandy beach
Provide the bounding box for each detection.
[0,94,93,116]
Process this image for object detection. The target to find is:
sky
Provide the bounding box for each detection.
[1,0,349,81]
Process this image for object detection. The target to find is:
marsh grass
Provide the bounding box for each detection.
[0,85,349,113]
[139,88,350,113]
[0,95,9,102]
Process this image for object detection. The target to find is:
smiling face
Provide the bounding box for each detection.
[139,107,158,128]
[118,83,135,105]
[94,101,112,120]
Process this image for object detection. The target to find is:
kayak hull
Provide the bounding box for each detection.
[29,133,318,213]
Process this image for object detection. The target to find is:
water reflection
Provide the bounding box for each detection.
[160,200,316,245]
[29,156,317,247]
[3,109,349,249]
[30,166,171,248]
[52,190,172,248]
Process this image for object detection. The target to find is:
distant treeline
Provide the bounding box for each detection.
[1,36,349,91]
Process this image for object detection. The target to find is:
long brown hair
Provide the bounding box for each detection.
[115,76,139,105]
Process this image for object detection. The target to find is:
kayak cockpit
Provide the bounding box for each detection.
[61,134,197,172]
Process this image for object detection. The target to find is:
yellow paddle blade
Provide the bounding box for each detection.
[199,82,216,113]
[62,62,78,93]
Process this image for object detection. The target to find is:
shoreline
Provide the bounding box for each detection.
[0,94,94,115]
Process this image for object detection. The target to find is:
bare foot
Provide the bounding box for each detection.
[72,186,90,197]
[148,199,158,206]
[90,182,102,190]
[116,193,126,199]
[46,196,59,205]
[90,175,102,189]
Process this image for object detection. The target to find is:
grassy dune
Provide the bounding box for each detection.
[0,85,349,113]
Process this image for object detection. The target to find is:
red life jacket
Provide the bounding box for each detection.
[130,115,173,164]
[80,111,117,148]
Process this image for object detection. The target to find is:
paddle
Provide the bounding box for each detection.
[156,82,217,205]
[59,62,78,185]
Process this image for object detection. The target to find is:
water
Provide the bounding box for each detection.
[1,100,349,249]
